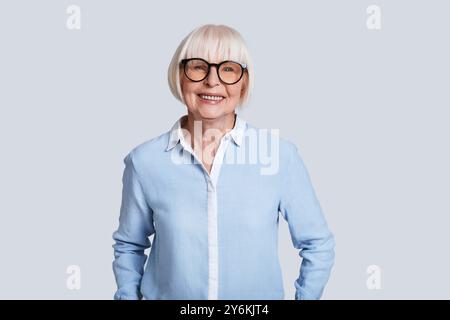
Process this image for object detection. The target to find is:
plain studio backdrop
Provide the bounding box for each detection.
[0,0,449,299]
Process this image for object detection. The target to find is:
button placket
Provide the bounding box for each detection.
[180,130,233,300]
[207,178,215,191]
[206,171,219,299]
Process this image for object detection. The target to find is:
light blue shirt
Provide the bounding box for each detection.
[112,113,335,300]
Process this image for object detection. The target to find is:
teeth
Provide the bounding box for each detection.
[200,95,224,101]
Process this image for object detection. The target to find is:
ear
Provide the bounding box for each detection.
[238,73,248,106]
[240,72,248,93]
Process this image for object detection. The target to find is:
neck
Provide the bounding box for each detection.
[181,111,236,152]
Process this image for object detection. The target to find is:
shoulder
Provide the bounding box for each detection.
[243,122,303,178]
[122,130,171,168]
[245,122,300,158]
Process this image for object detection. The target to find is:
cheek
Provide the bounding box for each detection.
[227,84,243,100]
[181,82,198,102]
[180,74,197,95]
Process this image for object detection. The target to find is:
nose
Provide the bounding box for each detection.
[204,66,220,87]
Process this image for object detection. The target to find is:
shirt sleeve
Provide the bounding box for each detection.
[278,143,335,300]
[112,151,155,300]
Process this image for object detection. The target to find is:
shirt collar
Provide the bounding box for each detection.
[166,113,247,151]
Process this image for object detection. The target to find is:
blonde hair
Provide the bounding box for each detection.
[168,24,254,108]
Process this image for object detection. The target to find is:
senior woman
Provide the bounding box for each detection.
[112,24,335,300]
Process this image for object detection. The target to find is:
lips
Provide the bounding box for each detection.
[197,94,225,104]
[197,93,225,98]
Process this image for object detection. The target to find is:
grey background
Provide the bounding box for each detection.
[0,0,449,299]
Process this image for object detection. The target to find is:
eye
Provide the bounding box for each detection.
[194,65,207,71]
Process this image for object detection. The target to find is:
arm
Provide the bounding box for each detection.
[112,151,155,300]
[279,143,335,300]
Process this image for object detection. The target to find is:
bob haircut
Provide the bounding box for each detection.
[168,24,254,108]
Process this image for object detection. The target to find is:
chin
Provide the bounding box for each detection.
[197,108,225,119]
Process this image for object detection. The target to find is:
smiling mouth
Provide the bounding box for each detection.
[197,94,225,103]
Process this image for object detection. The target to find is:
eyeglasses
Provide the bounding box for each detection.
[180,58,247,85]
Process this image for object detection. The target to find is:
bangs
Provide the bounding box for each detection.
[182,26,246,64]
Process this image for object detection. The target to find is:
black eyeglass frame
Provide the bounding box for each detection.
[180,58,247,85]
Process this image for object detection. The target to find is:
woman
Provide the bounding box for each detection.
[112,24,335,300]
